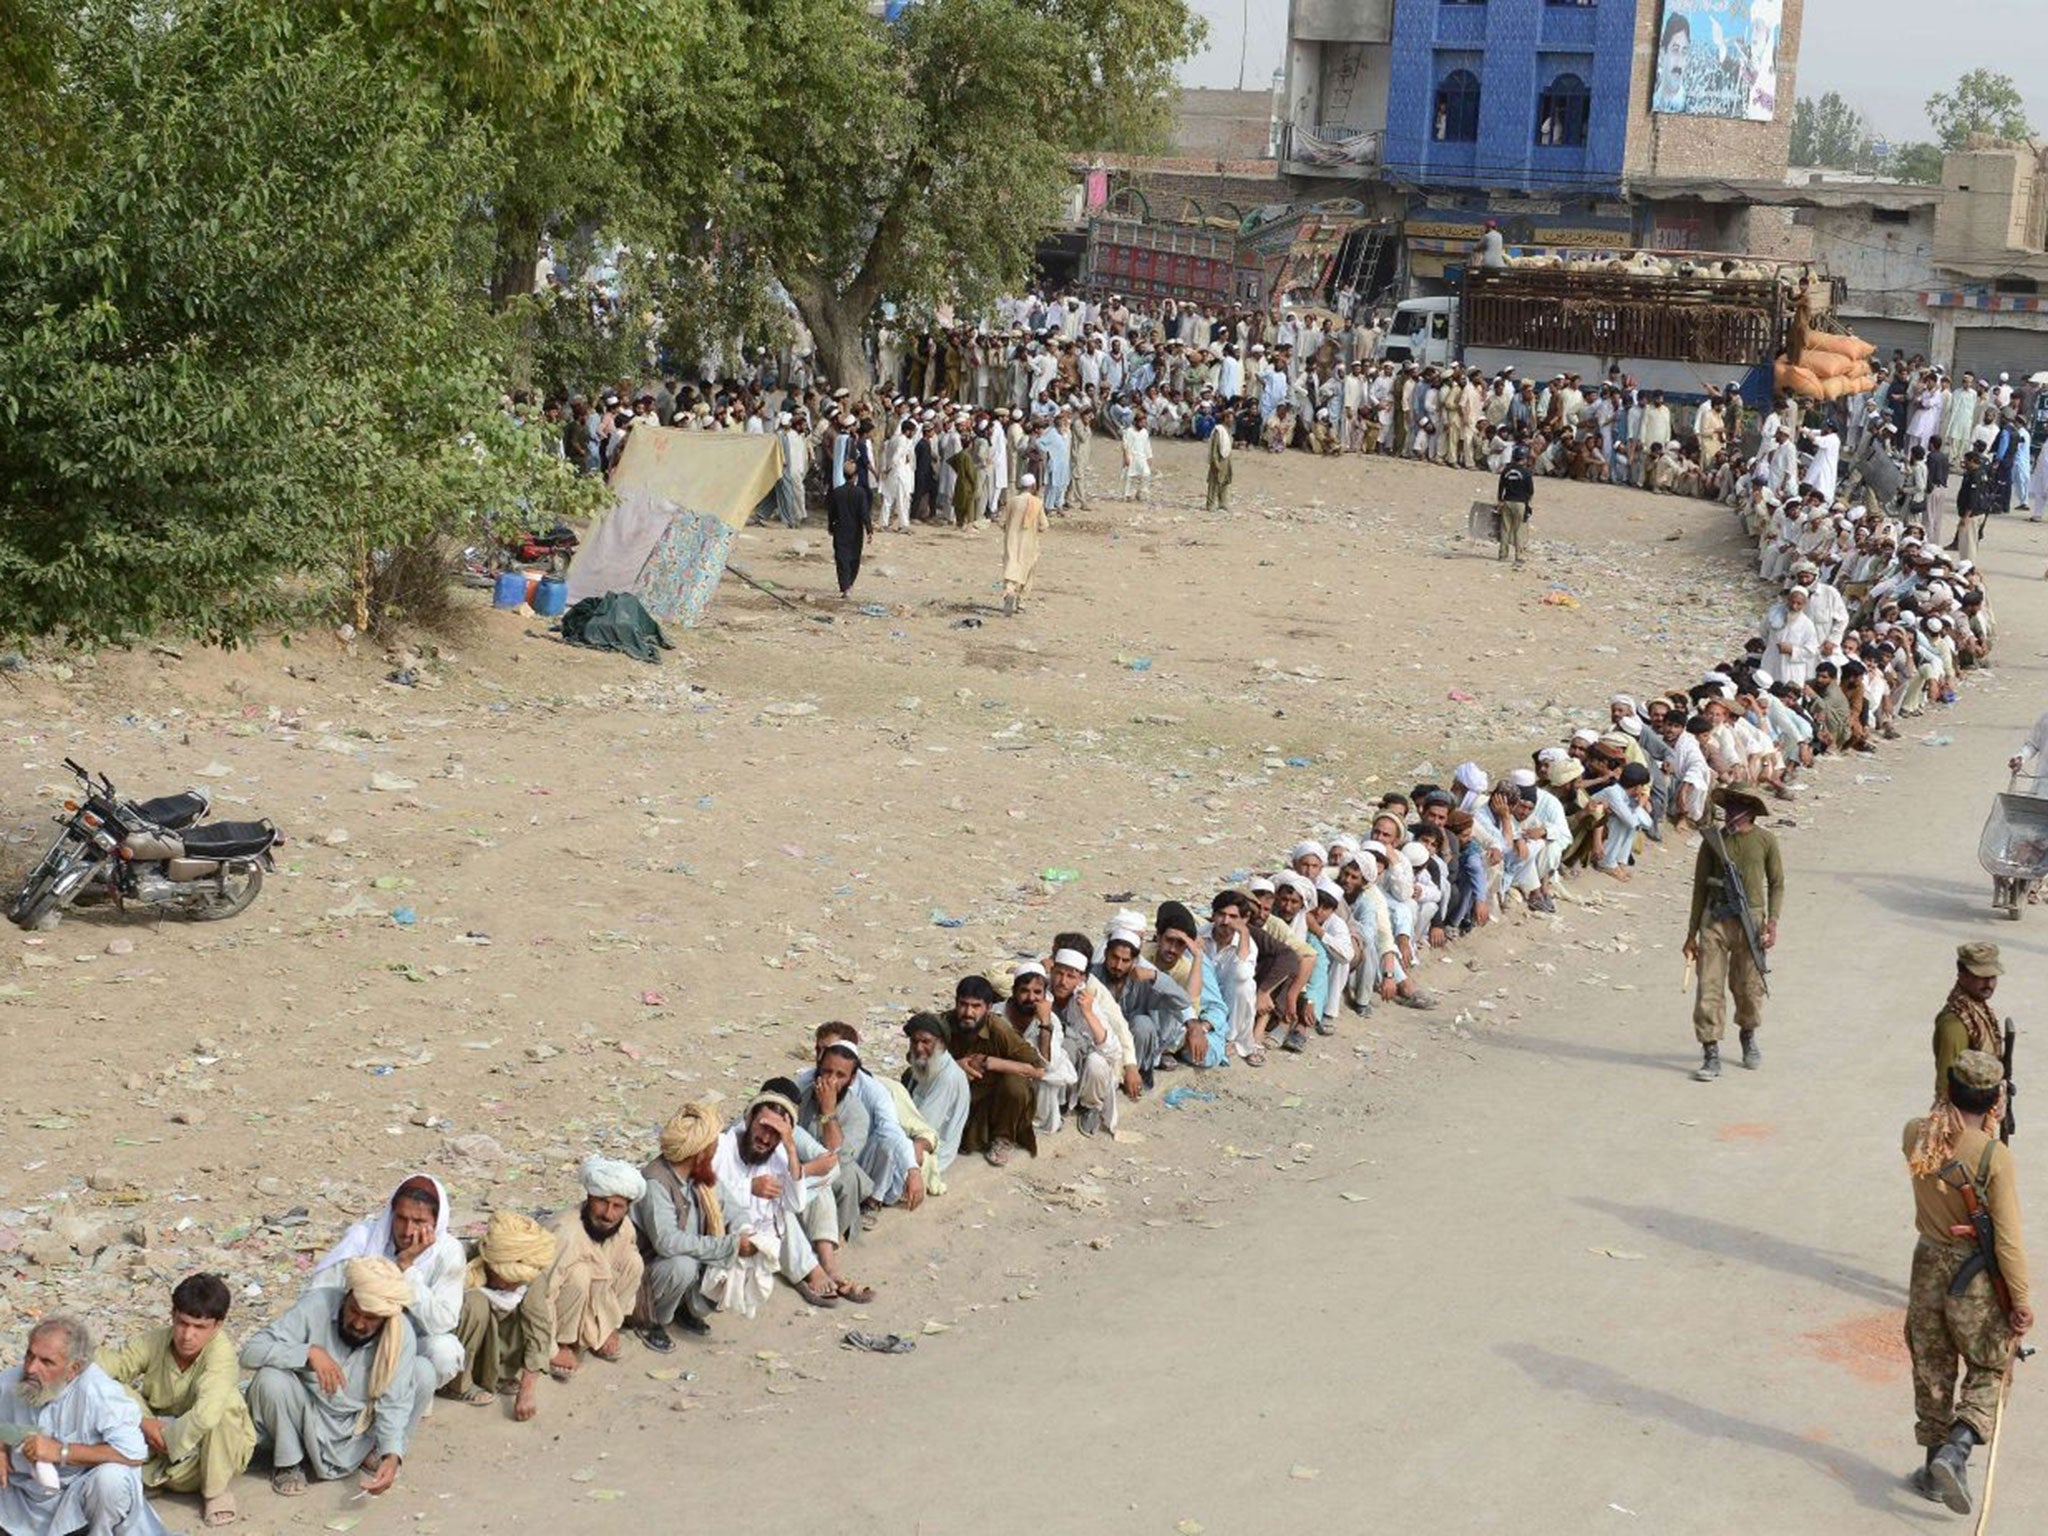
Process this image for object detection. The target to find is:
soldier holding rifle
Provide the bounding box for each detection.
[1903,1051,2031,1516]
[1682,787,1783,1083]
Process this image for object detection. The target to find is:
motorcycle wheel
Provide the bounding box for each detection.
[11,851,101,930]
[173,862,263,922]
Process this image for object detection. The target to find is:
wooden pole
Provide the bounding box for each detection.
[1972,1346,2019,1536]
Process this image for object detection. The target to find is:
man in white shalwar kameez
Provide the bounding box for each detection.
[1763,587,1821,685]
[310,1173,466,1403]
[0,1318,168,1536]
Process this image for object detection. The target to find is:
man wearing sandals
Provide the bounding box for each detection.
[712,1086,875,1309]
[242,1257,418,1501]
[542,1158,646,1382]
[308,1175,465,1409]
[0,1314,170,1536]
[95,1273,254,1529]
[450,1212,557,1422]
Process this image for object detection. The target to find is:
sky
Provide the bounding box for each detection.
[1179,0,2047,143]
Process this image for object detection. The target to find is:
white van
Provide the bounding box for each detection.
[1375,297,1459,369]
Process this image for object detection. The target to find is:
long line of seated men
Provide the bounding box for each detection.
[0,533,1995,1532]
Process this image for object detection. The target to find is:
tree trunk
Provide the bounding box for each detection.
[798,295,871,399]
[491,201,546,394]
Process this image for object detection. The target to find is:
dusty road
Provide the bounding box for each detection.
[2,441,2042,1533]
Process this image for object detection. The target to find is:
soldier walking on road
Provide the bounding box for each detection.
[1903,1051,2032,1515]
[1683,787,1783,1081]
[1932,942,2006,1103]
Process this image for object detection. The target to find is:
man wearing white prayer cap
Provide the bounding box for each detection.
[544,1156,647,1379]
[1046,940,1125,1136]
[1092,918,1193,1089]
[1289,840,1327,883]
[1451,761,1489,813]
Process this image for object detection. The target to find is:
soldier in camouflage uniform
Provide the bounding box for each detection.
[1902,1049,2033,1515]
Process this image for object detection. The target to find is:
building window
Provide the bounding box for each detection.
[1871,208,1911,225]
[1435,70,1481,142]
[1535,73,1591,147]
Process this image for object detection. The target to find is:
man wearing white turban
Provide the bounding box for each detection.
[544,1157,647,1381]
[243,1257,419,1497]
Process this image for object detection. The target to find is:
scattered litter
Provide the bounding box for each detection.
[389,907,417,927]
[1162,1087,1217,1109]
[1920,734,1953,747]
[368,772,418,793]
[930,912,966,928]
[1592,1247,1647,1261]
[1289,1465,1320,1481]
[1040,868,1080,885]
[639,991,669,1007]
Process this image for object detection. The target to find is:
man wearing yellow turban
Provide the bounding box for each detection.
[452,1212,558,1421]
[241,1257,419,1498]
[630,1102,756,1351]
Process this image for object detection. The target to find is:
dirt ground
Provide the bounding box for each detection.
[2,438,2043,1533]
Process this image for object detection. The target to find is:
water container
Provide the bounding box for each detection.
[492,571,527,609]
[533,575,568,617]
[523,570,544,604]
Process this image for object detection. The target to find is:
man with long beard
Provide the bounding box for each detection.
[543,1158,646,1381]
[0,1315,166,1536]
[712,1085,870,1308]
[901,1013,971,1180]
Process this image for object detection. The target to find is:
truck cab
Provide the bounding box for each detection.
[1376,298,1459,369]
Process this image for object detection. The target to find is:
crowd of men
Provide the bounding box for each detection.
[0,366,2005,1526]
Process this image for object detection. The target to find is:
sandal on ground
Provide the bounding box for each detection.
[984,1140,1014,1168]
[269,1467,307,1498]
[1244,1048,1267,1067]
[796,1280,840,1308]
[834,1280,876,1304]
[202,1493,239,1527]
[454,1385,495,1406]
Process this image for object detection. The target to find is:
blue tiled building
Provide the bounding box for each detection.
[1380,0,1641,195]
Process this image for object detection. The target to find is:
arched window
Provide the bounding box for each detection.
[1434,70,1481,143]
[1536,73,1591,147]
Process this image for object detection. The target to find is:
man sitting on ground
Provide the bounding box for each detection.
[452,1212,556,1422]
[632,1101,753,1351]
[96,1273,254,1529]
[901,1013,971,1180]
[545,1157,646,1380]
[1,1315,165,1536]
[792,1022,921,1211]
[714,1085,869,1307]
[947,974,1046,1165]
[1046,941,1124,1135]
[308,1175,465,1414]
[1093,917,1193,1088]
[242,1258,417,1498]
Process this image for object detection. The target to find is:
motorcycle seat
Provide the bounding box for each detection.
[177,820,279,858]
[126,790,209,829]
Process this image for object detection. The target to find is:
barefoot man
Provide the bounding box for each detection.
[545,1157,646,1382]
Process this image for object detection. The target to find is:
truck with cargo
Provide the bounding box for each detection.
[1376,255,1839,404]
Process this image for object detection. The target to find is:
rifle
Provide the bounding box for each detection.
[1700,826,1770,996]
[2001,1016,2018,1145]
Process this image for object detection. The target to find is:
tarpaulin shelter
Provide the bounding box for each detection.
[563,428,784,628]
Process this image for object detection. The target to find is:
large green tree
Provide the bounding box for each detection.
[645,0,1206,389]
[1926,69,2032,150]
[0,1,590,642]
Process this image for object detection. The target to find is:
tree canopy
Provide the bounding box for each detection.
[1926,69,2032,151]
[0,0,1203,643]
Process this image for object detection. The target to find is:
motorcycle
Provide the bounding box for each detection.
[9,759,281,929]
